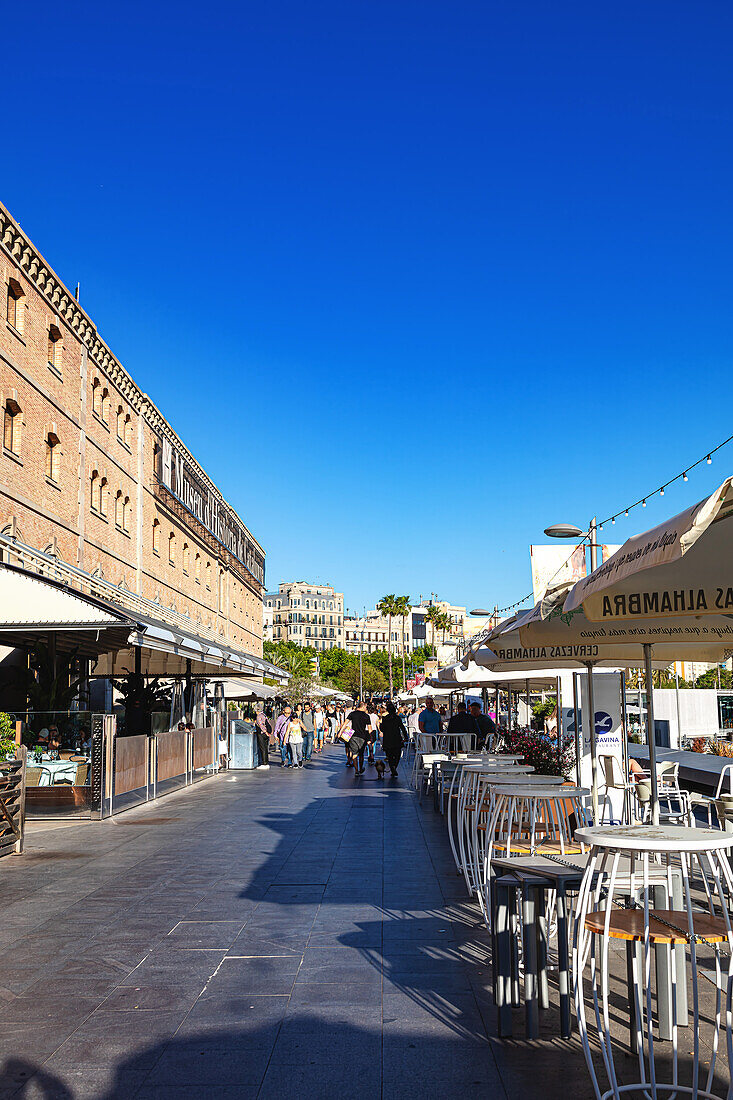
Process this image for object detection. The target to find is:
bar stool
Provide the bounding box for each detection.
[456,765,536,900]
[573,823,733,1100]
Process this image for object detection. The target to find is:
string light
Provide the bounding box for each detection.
[490,430,733,619]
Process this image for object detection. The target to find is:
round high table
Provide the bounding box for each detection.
[573,824,733,1100]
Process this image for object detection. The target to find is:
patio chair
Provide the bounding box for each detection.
[73,762,90,785]
[599,755,636,824]
[25,765,52,787]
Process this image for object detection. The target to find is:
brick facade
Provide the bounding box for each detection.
[0,201,264,656]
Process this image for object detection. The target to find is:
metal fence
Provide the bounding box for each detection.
[24,717,218,819]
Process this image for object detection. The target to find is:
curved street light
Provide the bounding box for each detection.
[544,516,599,571]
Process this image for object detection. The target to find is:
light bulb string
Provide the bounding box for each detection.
[487,430,733,620]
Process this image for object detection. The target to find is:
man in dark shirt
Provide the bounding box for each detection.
[447,701,479,749]
[469,702,496,751]
[347,701,371,775]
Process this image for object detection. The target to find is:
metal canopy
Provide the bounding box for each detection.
[0,565,137,659]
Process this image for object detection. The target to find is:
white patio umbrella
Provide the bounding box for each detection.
[469,606,675,821]
[562,478,733,820]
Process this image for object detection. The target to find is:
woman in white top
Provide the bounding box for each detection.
[286,714,304,769]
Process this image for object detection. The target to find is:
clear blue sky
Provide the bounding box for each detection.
[5,1,733,614]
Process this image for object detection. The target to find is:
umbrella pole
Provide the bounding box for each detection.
[556,675,562,774]
[525,678,530,730]
[585,660,599,824]
[572,672,582,787]
[643,643,660,825]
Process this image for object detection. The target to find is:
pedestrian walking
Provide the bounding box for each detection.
[344,700,370,774]
[313,704,327,752]
[379,702,408,777]
[254,706,272,769]
[367,703,379,765]
[286,712,304,768]
[301,704,316,761]
[326,703,338,742]
[273,705,292,767]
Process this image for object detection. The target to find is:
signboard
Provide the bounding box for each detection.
[406,678,416,690]
[560,669,625,822]
[530,544,587,602]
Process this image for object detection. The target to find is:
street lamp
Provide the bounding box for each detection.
[544,516,600,571]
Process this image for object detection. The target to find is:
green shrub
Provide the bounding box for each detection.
[0,712,17,759]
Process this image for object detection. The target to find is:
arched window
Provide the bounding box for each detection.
[92,379,102,418]
[44,430,60,482]
[6,278,23,333]
[122,496,130,533]
[99,477,108,515]
[152,518,160,554]
[168,531,176,565]
[218,569,225,610]
[194,553,201,583]
[182,543,190,574]
[101,389,110,423]
[116,406,125,439]
[115,491,124,529]
[90,470,106,514]
[124,413,132,445]
[3,398,21,456]
[48,324,62,372]
[205,561,211,590]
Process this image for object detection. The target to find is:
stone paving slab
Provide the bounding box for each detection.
[2,744,729,1099]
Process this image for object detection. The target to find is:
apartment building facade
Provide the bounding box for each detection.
[0,201,265,657]
[264,581,344,650]
[344,610,413,656]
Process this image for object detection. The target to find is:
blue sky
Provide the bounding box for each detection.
[5,1,733,614]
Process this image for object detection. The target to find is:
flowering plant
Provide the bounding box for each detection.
[498,726,575,778]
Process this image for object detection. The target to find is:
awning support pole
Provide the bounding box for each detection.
[643,643,660,825]
[572,672,581,788]
[585,661,599,824]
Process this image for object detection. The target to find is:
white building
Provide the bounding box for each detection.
[344,609,412,656]
[263,581,344,651]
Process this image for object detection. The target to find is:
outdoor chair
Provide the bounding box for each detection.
[73,762,90,785]
[25,765,51,787]
[417,753,449,801]
[599,754,636,824]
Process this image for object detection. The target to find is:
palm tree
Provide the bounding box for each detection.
[426,604,442,658]
[377,594,400,698]
[394,595,412,690]
[439,610,451,649]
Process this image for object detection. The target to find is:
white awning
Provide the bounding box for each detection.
[0,565,136,658]
[215,678,280,700]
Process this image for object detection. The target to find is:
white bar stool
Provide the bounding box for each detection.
[573,824,733,1100]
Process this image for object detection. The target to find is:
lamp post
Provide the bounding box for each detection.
[544,517,601,819]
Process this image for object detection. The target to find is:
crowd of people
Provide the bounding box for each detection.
[246,695,497,778]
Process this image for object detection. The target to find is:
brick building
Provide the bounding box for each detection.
[0,201,265,659]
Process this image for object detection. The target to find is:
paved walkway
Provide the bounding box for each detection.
[0,748,592,1100]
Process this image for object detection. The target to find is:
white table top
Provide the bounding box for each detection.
[463,763,535,774]
[495,785,590,799]
[481,773,564,785]
[575,824,733,853]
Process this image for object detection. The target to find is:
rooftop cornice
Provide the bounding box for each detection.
[0,201,264,557]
